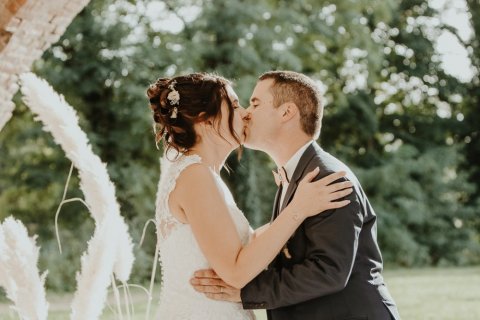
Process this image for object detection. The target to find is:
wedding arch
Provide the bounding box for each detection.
[0,0,91,131]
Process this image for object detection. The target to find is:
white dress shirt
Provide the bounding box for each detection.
[279,140,314,206]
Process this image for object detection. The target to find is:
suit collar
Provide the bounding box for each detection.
[280,142,319,212]
[289,142,318,184]
[281,140,313,182]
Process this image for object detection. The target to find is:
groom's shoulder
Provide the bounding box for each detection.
[310,147,363,188]
[309,147,346,173]
[308,155,334,178]
[303,146,357,184]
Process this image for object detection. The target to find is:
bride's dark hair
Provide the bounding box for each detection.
[146,73,241,155]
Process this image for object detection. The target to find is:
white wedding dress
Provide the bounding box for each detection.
[154,153,256,320]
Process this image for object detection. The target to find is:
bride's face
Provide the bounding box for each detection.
[215,85,247,149]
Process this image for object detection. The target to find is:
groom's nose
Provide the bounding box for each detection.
[242,112,251,122]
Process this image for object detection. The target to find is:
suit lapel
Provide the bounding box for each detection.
[280,143,318,213]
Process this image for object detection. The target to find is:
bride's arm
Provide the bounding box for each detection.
[252,224,270,240]
[174,164,351,289]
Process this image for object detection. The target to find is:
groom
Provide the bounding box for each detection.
[192,71,401,319]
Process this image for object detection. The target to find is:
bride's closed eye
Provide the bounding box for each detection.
[232,100,242,110]
[233,101,247,110]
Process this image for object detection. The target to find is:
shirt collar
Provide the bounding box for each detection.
[282,140,314,182]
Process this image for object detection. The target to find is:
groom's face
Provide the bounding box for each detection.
[243,79,282,150]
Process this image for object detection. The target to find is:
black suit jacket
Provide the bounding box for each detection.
[241,142,401,320]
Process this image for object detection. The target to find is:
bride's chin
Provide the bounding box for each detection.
[225,139,241,152]
[240,132,247,144]
[230,142,243,152]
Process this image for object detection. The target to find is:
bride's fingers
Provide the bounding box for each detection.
[329,188,353,200]
[300,167,320,183]
[317,171,347,186]
[324,180,353,193]
[325,199,351,209]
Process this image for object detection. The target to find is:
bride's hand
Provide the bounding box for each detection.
[288,168,353,219]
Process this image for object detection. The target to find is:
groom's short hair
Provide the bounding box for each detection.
[259,71,323,139]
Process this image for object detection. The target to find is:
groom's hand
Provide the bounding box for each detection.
[190,269,241,302]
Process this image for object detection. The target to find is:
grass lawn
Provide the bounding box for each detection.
[384,267,480,320]
[1,267,479,319]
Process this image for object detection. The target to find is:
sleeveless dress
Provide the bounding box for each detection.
[154,153,256,320]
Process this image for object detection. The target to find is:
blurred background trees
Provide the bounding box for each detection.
[0,0,478,290]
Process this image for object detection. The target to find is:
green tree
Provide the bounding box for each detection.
[456,0,480,220]
[372,0,480,265]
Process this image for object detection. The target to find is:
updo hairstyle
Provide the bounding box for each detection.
[146,73,240,155]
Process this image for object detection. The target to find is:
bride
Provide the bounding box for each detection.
[146,73,352,319]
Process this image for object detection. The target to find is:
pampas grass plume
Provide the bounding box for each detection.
[0,217,49,320]
[20,73,135,319]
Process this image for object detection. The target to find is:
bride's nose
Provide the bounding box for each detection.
[238,107,248,118]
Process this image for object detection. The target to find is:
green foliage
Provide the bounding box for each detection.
[357,145,480,266]
[459,1,480,207]
[39,222,94,291]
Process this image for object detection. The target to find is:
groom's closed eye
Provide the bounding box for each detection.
[249,97,260,108]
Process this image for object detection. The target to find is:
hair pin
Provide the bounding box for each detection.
[167,80,180,106]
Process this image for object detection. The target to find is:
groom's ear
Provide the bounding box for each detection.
[280,102,298,123]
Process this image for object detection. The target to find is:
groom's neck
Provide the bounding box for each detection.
[270,134,312,167]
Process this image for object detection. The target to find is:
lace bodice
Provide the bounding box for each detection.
[155,153,202,243]
[154,153,255,320]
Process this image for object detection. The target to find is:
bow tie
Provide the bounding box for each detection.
[272,167,290,187]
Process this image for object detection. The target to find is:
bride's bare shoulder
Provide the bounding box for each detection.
[173,163,218,195]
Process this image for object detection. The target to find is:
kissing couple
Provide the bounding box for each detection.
[147,70,401,320]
